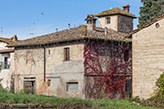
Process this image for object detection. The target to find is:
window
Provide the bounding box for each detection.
[48,50,50,55]
[106,17,111,24]
[67,82,78,91]
[64,48,70,61]
[124,50,129,62]
[155,23,160,28]
[47,79,51,86]
[87,20,92,24]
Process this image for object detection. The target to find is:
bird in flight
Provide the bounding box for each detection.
[41,11,44,15]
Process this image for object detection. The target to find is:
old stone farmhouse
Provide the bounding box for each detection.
[126,15,164,99]
[7,5,136,99]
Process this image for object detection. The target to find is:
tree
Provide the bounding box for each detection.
[138,0,164,27]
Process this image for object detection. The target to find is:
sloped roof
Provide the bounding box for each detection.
[7,25,131,47]
[0,35,18,44]
[126,14,164,38]
[85,14,97,21]
[95,7,137,18]
[0,37,14,43]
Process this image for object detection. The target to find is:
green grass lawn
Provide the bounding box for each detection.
[0,92,157,109]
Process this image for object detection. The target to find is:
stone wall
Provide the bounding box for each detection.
[14,42,84,98]
[132,19,164,99]
[118,15,133,33]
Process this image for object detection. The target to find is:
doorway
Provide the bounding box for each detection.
[24,81,36,94]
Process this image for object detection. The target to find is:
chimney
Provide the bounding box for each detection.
[68,23,70,30]
[10,35,18,41]
[122,4,130,13]
[85,14,97,31]
[56,28,58,32]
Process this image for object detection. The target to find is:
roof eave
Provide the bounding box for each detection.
[95,13,137,18]
[7,37,131,47]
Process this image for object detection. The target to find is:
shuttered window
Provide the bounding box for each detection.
[64,48,70,61]
[106,17,111,24]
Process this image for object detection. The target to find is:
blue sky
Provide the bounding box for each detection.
[0,0,142,40]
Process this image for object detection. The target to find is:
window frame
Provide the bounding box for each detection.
[48,50,50,55]
[106,17,111,24]
[67,82,78,91]
[64,47,70,61]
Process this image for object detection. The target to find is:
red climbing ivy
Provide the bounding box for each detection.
[84,41,132,100]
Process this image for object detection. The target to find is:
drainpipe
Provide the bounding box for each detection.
[43,46,46,82]
[105,27,107,35]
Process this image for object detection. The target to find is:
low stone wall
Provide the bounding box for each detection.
[0,102,92,109]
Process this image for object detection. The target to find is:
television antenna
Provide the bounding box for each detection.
[28,28,34,36]
[0,26,3,37]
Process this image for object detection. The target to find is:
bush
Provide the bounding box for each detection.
[131,72,164,108]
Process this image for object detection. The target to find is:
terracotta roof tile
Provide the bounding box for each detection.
[7,25,131,47]
[0,37,14,43]
[95,7,137,18]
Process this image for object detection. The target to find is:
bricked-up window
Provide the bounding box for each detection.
[26,52,32,64]
[67,82,78,91]
[64,47,70,61]
[106,17,111,24]
[124,50,129,62]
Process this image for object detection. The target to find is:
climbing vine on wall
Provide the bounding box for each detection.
[84,41,132,99]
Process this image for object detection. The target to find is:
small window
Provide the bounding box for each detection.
[124,50,129,62]
[67,82,78,91]
[155,23,160,28]
[64,48,70,61]
[87,20,92,24]
[48,50,50,55]
[47,79,51,86]
[106,17,110,24]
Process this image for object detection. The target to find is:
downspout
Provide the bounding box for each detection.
[43,46,46,82]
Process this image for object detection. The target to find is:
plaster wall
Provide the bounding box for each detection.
[132,19,164,99]
[98,15,133,33]
[14,48,44,92]
[14,43,84,98]
[0,42,7,49]
[98,15,118,30]
[0,52,14,90]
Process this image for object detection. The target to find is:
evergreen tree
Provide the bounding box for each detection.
[138,0,164,27]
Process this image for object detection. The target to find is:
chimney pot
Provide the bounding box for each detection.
[122,4,130,13]
[68,23,70,30]
[85,14,97,31]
